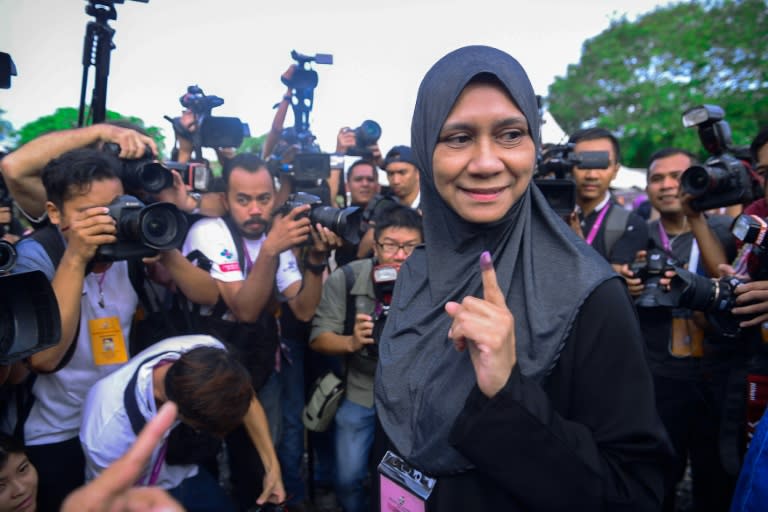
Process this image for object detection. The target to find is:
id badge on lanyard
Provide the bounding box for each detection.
[378,450,436,512]
[88,305,128,366]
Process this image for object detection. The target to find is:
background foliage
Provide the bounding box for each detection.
[547,0,768,168]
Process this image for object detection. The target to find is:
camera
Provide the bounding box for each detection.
[103,143,213,193]
[95,195,188,261]
[346,120,382,158]
[534,144,611,216]
[731,214,768,282]
[174,85,249,149]
[275,192,363,245]
[267,51,334,199]
[362,263,399,360]
[0,175,14,236]
[680,105,761,211]
[0,240,61,365]
[631,248,744,337]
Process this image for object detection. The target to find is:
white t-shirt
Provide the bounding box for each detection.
[12,237,139,445]
[80,335,225,489]
[182,217,302,316]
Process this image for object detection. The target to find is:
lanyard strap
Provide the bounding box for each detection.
[585,204,610,246]
[241,238,253,275]
[658,222,700,272]
[145,439,168,486]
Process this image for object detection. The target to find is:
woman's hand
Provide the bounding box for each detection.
[445,251,516,398]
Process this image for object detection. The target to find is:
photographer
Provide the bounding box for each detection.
[568,127,649,270]
[619,147,737,512]
[180,152,341,511]
[0,122,158,223]
[382,145,421,209]
[310,204,423,512]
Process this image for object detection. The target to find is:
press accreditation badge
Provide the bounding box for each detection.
[88,311,128,366]
[378,450,436,512]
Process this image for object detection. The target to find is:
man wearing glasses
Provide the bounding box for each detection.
[309,204,423,512]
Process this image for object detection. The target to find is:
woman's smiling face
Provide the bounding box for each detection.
[432,80,535,224]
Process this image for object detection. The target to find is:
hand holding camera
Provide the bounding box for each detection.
[97,124,157,160]
[351,313,375,353]
[264,203,313,256]
[62,205,117,267]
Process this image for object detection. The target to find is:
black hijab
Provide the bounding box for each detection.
[374,45,615,474]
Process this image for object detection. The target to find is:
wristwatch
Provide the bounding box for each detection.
[188,191,203,215]
[304,258,327,276]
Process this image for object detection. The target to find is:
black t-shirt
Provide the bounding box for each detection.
[580,202,648,264]
[638,215,737,379]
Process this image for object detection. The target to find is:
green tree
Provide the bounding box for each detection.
[547,0,768,168]
[237,134,268,156]
[16,107,166,156]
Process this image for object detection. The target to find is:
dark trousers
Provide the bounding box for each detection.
[169,467,237,512]
[654,373,736,512]
[25,436,85,512]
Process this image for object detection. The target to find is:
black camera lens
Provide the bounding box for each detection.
[680,165,715,196]
[0,240,16,274]
[137,162,175,193]
[310,206,362,245]
[355,120,382,147]
[140,203,187,250]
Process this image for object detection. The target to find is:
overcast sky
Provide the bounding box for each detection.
[1,0,672,156]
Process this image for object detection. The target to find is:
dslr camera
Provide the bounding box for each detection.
[534,144,611,216]
[94,195,188,261]
[680,105,761,211]
[731,213,768,282]
[0,175,14,236]
[0,240,61,364]
[103,143,213,193]
[275,192,363,245]
[631,248,745,337]
[345,120,382,159]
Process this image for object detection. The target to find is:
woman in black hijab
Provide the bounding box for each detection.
[374,45,671,510]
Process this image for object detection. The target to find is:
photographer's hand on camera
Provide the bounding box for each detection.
[349,313,375,352]
[63,206,117,267]
[718,263,768,328]
[336,127,356,155]
[263,204,313,257]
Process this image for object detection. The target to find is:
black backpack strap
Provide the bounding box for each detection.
[124,352,180,436]
[341,263,357,335]
[603,203,631,257]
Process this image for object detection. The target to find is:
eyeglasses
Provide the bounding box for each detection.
[351,176,376,183]
[376,241,419,255]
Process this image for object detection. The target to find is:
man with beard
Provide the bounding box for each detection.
[181,152,340,511]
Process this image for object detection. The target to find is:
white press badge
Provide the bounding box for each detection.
[378,450,436,512]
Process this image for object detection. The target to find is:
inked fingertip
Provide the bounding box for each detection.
[480,250,493,271]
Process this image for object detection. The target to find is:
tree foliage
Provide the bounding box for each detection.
[547,0,768,168]
[237,134,267,156]
[16,107,166,156]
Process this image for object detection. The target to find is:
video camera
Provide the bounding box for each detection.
[534,144,611,216]
[680,105,761,212]
[0,241,61,365]
[267,50,333,198]
[103,143,213,193]
[631,248,745,338]
[0,52,16,89]
[94,194,188,262]
[169,85,250,151]
[275,192,362,246]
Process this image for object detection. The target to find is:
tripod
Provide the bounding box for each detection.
[77,0,148,127]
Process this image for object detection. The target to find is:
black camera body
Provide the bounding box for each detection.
[275,192,362,245]
[680,105,761,212]
[631,248,744,337]
[346,120,382,158]
[0,175,14,236]
[535,144,611,216]
[95,195,188,262]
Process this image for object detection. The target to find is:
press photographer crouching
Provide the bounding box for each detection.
[310,204,423,512]
[7,148,195,512]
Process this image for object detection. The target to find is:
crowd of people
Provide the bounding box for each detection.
[0,44,767,512]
